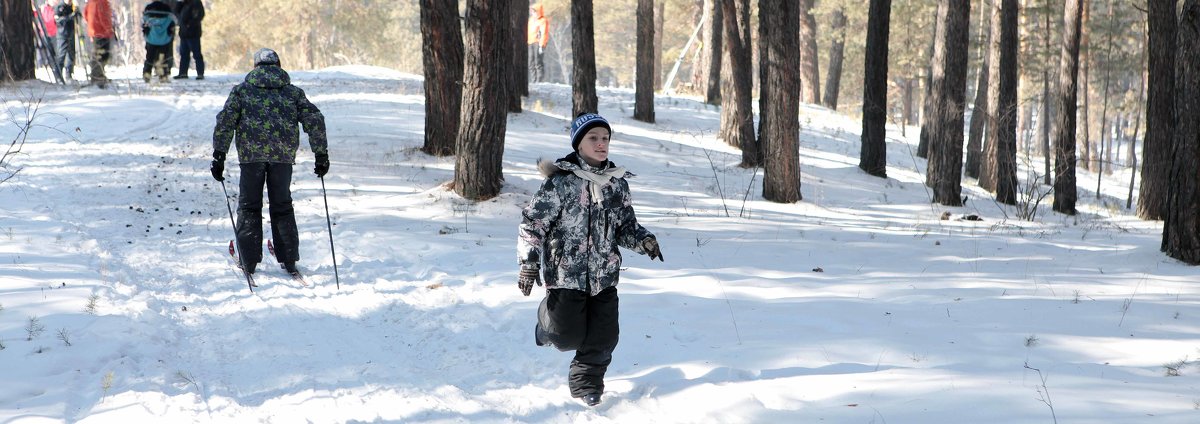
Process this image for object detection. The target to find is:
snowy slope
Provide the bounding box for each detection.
[0,66,1197,423]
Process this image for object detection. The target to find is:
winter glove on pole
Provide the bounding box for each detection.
[210,151,225,182]
[314,153,330,177]
[642,236,664,262]
[518,263,542,296]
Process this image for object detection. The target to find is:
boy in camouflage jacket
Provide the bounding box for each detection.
[517,112,664,406]
[211,48,329,276]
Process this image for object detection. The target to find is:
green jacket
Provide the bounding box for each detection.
[213,65,327,163]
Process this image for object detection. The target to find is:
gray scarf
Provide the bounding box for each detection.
[572,165,627,204]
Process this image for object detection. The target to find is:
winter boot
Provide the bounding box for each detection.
[173,74,188,79]
[143,73,151,83]
[283,261,299,275]
[580,393,601,407]
[195,75,205,80]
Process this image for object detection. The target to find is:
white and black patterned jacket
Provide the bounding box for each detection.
[518,153,655,295]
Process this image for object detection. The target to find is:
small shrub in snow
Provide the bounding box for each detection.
[56,328,71,347]
[25,316,45,341]
[84,294,100,315]
[1163,357,1189,377]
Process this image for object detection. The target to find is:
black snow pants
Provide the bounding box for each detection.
[236,162,300,269]
[537,287,620,398]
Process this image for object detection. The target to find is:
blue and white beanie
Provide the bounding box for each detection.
[253,48,280,67]
[570,112,612,151]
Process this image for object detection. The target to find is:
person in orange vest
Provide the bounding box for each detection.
[527,3,550,83]
[83,0,116,88]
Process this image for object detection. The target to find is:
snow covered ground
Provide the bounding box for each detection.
[1,66,1197,423]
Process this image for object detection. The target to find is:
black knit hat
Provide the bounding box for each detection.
[570,112,611,151]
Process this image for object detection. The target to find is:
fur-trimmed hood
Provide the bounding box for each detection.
[537,152,635,179]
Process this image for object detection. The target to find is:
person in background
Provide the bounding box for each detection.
[83,0,116,88]
[517,112,664,407]
[211,48,330,279]
[527,3,550,83]
[142,0,176,83]
[173,0,206,80]
[53,0,78,81]
[38,1,57,68]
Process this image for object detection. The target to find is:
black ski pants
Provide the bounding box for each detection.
[143,43,173,79]
[55,33,75,78]
[538,287,619,398]
[236,162,300,268]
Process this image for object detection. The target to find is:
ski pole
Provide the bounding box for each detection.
[220,179,255,292]
[320,176,341,290]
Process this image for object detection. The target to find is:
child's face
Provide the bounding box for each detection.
[577,127,611,166]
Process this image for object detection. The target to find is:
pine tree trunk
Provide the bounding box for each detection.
[798,0,820,104]
[859,0,890,178]
[455,0,510,201]
[0,0,37,81]
[420,0,464,157]
[925,1,970,206]
[966,3,993,181]
[822,8,847,110]
[757,1,770,148]
[1052,0,1084,215]
[1078,0,1092,172]
[719,0,756,166]
[1139,0,1176,220]
[655,1,664,90]
[511,0,530,104]
[634,0,656,122]
[916,17,939,159]
[704,0,723,105]
[572,0,599,116]
[1163,0,1200,264]
[990,0,1019,205]
[761,0,801,203]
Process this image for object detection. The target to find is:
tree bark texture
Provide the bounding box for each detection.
[655,1,664,90]
[420,0,464,157]
[1162,0,1200,264]
[924,1,970,207]
[1139,0,1176,220]
[455,0,510,201]
[719,0,756,166]
[634,0,656,122]
[798,0,820,104]
[571,0,599,116]
[761,0,801,203]
[757,0,770,147]
[822,8,847,110]
[1078,0,1091,172]
[511,0,529,108]
[985,0,1019,205]
[859,0,890,178]
[703,0,723,105]
[0,0,37,81]
[916,16,939,159]
[965,3,992,181]
[1052,0,1083,215]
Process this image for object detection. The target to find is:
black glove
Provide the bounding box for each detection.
[518,264,542,296]
[314,153,330,177]
[642,237,664,262]
[210,151,226,182]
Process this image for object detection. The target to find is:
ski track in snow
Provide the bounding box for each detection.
[1,66,1198,423]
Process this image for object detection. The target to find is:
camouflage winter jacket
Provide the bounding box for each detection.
[213,65,328,164]
[518,153,655,296]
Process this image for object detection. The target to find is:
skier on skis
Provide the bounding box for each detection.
[517,112,664,407]
[210,48,329,278]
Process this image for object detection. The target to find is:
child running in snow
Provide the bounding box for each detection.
[517,112,665,407]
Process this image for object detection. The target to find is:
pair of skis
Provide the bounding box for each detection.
[228,240,308,287]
